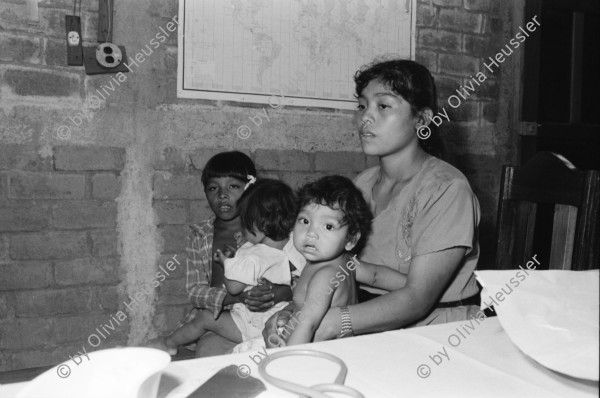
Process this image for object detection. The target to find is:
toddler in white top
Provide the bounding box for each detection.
[153,178,304,354]
[224,237,304,342]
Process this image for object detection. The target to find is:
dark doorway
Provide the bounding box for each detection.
[521,0,600,171]
[519,0,600,268]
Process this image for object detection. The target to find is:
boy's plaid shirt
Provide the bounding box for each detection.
[183,218,229,323]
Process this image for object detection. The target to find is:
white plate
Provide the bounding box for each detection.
[16,347,171,398]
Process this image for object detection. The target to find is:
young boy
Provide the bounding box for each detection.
[171,152,293,356]
[156,178,304,355]
[276,176,373,345]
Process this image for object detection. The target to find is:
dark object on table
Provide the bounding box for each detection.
[186,365,265,398]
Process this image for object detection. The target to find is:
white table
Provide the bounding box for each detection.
[2,317,597,397]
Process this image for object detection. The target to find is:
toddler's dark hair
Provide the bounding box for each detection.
[354,59,444,158]
[238,179,297,241]
[201,151,256,186]
[297,175,372,253]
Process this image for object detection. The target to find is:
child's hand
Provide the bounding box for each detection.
[221,244,236,258]
[214,250,229,266]
[233,232,247,248]
[243,279,275,311]
[214,245,236,265]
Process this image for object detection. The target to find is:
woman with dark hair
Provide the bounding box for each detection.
[353,59,445,158]
[265,59,481,343]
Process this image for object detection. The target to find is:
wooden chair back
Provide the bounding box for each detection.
[495,151,599,270]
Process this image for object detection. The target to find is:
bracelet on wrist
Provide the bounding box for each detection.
[338,305,354,338]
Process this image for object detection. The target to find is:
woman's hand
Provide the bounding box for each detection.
[242,278,276,311]
[262,305,294,348]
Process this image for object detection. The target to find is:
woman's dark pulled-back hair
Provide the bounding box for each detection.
[297,175,372,253]
[201,151,256,186]
[354,59,444,158]
[238,179,297,241]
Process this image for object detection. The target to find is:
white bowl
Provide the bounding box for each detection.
[16,347,171,398]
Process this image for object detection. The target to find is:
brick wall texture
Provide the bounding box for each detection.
[0,145,126,370]
[0,0,519,371]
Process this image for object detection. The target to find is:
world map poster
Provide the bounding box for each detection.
[178,0,415,109]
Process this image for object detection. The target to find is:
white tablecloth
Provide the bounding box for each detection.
[1,317,597,398]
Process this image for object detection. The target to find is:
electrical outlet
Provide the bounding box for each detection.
[83,45,129,75]
[66,15,83,66]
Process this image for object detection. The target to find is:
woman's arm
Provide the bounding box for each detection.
[314,248,466,340]
[355,257,407,291]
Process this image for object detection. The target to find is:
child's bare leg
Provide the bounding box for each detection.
[163,322,205,354]
[164,310,242,355]
[199,311,243,343]
[195,332,238,357]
